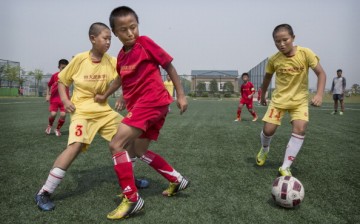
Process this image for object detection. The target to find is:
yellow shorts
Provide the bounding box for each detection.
[67,111,123,151]
[262,103,309,126]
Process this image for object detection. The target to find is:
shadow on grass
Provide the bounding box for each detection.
[266,198,302,211]
[54,165,161,201]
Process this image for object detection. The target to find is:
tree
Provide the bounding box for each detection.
[0,64,5,87]
[209,79,218,93]
[351,84,360,95]
[29,69,44,96]
[223,81,234,93]
[3,64,20,88]
[196,82,206,96]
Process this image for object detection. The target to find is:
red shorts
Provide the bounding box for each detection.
[122,105,169,141]
[49,101,65,112]
[240,98,253,109]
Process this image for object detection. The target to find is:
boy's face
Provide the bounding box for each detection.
[112,14,139,49]
[273,29,295,56]
[242,75,249,82]
[91,28,111,54]
[58,64,67,71]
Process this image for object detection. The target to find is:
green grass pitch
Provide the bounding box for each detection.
[0,97,359,223]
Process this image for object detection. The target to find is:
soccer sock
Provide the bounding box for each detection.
[281,133,305,169]
[113,151,138,202]
[261,130,273,153]
[140,150,182,183]
[48,116,55,126]
[251,111,257,118]
[56,118,65,130]
[38,167,66,194]
[237,109,241,119]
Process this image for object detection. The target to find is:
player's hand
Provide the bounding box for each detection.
[115,95,126,111]
[260,97,267,106]
[248,95,252,99]
[63,99,76,113]
[45,95,50,102]
[311,94,323,107]
[176,95,188,115]
[94,94,106,103]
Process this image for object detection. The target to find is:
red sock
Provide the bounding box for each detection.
[57,118,65,130]
[140,150,181,183]
[237,109,241,119]
[48,116,55,126]
[251,111,257,118]
[113,151,138,202]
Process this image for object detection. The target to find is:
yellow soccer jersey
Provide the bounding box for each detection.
[58,51,118,118]
[266,46,319,109]
[163,80,174,97]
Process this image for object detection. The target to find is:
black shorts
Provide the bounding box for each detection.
[333,94,344,101]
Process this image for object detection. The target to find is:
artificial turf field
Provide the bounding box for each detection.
[0,96,359,224]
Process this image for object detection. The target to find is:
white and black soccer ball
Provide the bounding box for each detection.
[271,176,305,208]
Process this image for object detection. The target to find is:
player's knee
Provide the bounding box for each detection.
[292,127,306,135]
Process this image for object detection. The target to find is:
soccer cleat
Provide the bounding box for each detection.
[45,125,52,135]
[162,177,190,197]
[135,178,150,189]
[331,111,336,115]
[256,147,268,166]
[234,118,241,122]
[278,167,292,176]
[252,116,258,122]
[107,196,144,220]
[35,191,55,211]
[339,111,344,115]
[54,129,61,137]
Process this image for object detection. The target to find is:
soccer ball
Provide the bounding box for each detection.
[271,176,305,208]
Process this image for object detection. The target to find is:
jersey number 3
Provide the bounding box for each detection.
[75,125,83,136]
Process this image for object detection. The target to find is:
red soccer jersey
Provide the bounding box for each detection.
[241,81,255,102]
[48,72,69,103]
[117,36,173,110]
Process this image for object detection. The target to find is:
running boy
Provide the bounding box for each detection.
[235,73,258,122]
[256,24,326,176]
[45,59,69,136]
[94,6,189,220]
[35,22,125,211]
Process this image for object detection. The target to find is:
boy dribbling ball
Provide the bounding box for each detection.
[256,24,326,176]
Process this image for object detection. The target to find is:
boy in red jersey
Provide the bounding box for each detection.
[235,73,258,122]
[45,59,69,136]
[95,6,189,220]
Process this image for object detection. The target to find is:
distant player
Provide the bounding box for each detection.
[331,69,346,115]
[94,6,189,220]
[235,73,258,122]
[163,74,174,111]
[45,59,69,136]
[256,24,326,176]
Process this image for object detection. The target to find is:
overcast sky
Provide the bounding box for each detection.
[1,0,359,88]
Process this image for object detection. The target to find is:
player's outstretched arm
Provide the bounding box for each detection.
[58,82,75,113]
[95,76,122,103]
[260,73,273,106]
[311,63,326,107]
[165,63,188,115]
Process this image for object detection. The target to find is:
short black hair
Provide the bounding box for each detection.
[337,69,342,72]
[273,24,294,38]
[88,22,110,37]
[109,6,139,30]
[241,72,249,78]
[58,59,69,67]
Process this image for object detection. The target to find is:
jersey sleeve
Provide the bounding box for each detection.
[110,56,118,80]
[265,56,275,74]
[304,48,319,69]
[48,74,55,87]
[138,36,173,69]
[58,55,80,87]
